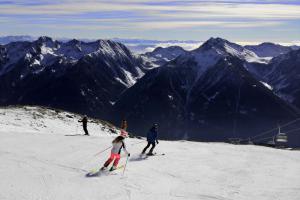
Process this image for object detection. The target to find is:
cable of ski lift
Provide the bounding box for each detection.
[250,118,300,140]
[252,136,274,143]
[285,127,300,134]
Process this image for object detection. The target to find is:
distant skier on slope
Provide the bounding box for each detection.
[101,135,130,171]
[120,119,128,137]
[78,115,89,136]
[142,123,159,155]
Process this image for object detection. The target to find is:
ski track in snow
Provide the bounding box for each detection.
[0,106,300,200]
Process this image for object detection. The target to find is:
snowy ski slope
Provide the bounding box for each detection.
[0,106,299,200]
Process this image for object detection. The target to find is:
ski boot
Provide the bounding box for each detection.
[146,152,155,156]
[100,166,107,171]
[109,166,117,171]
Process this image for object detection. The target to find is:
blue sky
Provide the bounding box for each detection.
[0,0,300,44]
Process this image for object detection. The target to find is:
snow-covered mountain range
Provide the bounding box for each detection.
[245,42,296,58]
[1,36,300,146]
[0,35,36,44]
[266,49,300,107]
[113,38,300,146]
[0,36,150,117]
[3,35,297,54]
[1,106,299,200]
[142,46,187,67]
[0,36,202,53]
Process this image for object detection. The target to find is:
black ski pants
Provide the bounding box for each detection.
[83,125,89,135]
[142,142,156,154]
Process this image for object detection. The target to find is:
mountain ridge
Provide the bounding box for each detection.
[0,36,151,118]
[1,36,300,146]
[113,45,300,146]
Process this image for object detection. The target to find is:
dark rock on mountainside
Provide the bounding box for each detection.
[266,49,300,108]
[0,37,150,118]
[245,42,293,58]
[1,36,300,146]
[113,38,299,146]
[142,46,187,67]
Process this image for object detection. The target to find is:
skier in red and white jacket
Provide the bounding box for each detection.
[101,120,130,171]
[101,135,130,171]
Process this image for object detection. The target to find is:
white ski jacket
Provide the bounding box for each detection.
[111,141,128,155]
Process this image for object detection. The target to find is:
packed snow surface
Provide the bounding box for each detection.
[0,106,300,200]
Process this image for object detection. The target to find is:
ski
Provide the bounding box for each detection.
[86,165,124,177]
[133,152,165,160]
[146,153,165,156]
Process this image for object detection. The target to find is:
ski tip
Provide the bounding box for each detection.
[85,172,100,177]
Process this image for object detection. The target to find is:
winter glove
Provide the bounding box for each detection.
[127,153,131,157]
[156,140,159,144]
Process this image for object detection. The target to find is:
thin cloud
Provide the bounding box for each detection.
[133,21,283,29]
[0,0,299,42]
[1,1,300,20]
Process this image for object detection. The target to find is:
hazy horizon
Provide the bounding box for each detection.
[1,35,299,52]
[0,0,299,45]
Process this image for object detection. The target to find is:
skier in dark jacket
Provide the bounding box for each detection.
[142,123,159,155]
[78,115,89,136]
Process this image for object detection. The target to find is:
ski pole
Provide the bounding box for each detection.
[75,122,78,135]
[130,140,144,146]
[122,155,129,176]
[93,146,112,157]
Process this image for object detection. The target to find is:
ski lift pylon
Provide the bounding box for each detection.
[275,125,288,148]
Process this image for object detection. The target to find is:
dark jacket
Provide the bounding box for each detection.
[79,117,88,127]
[147,127,158,143]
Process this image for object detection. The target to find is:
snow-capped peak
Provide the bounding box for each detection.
[66,39,81,45]
[142,46,187,68]
[245,42,293,58]
[37,36,55,43]
[0,37,141,76]
[195,37,270,64]
[198,37,228,50]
